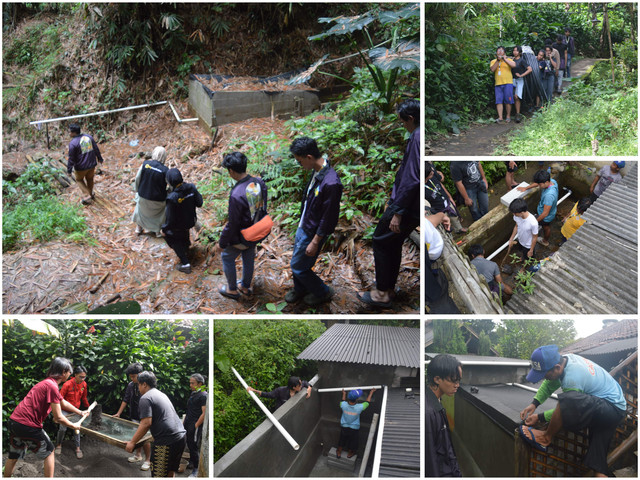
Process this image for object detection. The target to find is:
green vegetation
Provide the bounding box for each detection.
[2,161,92,252]
[3,319,208,445]
[426,3,638,136]
[431,161,508,195]
[214,319,326,461]
[499,60,637,156]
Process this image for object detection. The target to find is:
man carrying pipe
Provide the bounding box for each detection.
[246,376,312,411]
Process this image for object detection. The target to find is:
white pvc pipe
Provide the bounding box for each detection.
[425,359,530,367]
[168,101,199,123]
[486,188,573,261]
[29,101,168,125]
[317,385,382,393]
[371,385,388,477]
[507,382,559,399]
[358,413,379,477]
[231,367,300,450]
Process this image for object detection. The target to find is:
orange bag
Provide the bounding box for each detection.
[241,214,273,243]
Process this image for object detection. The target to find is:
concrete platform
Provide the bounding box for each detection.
[309,449,360,477]
[326,447,358,472]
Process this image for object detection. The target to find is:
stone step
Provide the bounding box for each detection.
[327,447,357,472]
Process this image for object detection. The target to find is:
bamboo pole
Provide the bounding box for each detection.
[317,385,381,393]
[231,367,300,450]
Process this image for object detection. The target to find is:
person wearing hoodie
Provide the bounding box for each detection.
[161,168,203,274]
[132,146,168,237]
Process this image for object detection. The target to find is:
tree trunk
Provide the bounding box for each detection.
[197,395,210,476]
[603,4,615,83]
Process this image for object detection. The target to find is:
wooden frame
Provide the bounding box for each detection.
[66,412,153,450]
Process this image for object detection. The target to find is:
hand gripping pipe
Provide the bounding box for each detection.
[231,367,300,450]
[371,385,388,477]
[317,385,382,393]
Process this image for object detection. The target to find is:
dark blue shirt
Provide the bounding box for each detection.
[299,162,342,237]
[390,128,420,218]
[219,175,268,249]
[259,380,310,410]
[67,133,104,173]
[162,183,203,233]
[137,160,168,202]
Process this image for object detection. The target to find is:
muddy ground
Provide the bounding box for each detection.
[427,58,600,156]
[2,103,420,314]
[2,435,193,477]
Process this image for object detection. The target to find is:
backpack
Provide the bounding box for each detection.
[239,178,273,244]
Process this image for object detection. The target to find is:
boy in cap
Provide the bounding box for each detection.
[518,345,626,477]
[161,168,203,274]
[336,388,376,459]
[590,161,625,203]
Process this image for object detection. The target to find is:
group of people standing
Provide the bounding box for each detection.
[490,28,576,123]
[5,358,207,478]
[66,99,420,310]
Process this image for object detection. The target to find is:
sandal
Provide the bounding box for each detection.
[218,285,240,300]
[357,291,392,308]
[237,282,253,295]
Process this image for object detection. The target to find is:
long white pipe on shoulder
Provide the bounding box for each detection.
[231,367,300,450]
[371,385,388,477]
[317,385,382,393]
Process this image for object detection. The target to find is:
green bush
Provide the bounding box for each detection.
[214,319,325,461]
[2,319,209,446]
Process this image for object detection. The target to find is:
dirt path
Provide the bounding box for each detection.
[2,435,194,477]
[2,105,419,314]
[427,58,603,156]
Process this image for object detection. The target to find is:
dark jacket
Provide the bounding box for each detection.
[219,175,268,248]
[425,386,462,477]
[259,381,310,410]
[137,160,168,201]
[67,133,104,173]
[390,128,420,219]
[299,161,342,237]
[162,182,203,233]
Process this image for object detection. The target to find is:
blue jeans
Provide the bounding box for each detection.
[466,185,489,221]
[566,54,572,78]
[221,244,256,290]
[290,227,328,296]
[542,75,554,104]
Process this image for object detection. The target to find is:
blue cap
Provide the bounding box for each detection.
[614,161,626,169]
[526,345,561,383]
[347,389,362,401]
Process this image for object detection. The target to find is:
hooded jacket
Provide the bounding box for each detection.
[425,386,462,477]
[162,169,203,232]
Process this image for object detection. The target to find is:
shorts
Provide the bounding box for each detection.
[495,84,514,104]
[540,217,554,226]
[8,419,54,460]
[513,77,525,99]
[151,435,186,477]
[516,242,536,260]
[557,391,625,474]
[504,161,518,173]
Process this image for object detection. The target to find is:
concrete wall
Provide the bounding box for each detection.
[188,75,320,129]
[459,365,529,385]
[214,374,321,477]
[454,393,515,477]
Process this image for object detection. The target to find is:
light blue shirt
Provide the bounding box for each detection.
[340,401,369,430]
[537,179,558,222]
[562,354,626,411]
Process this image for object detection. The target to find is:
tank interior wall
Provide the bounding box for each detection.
[459,365,529,385]
[214,374,321,477]
[454,394,515,477]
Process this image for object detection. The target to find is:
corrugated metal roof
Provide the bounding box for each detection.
[297,324,420,368]
[379,388,420,477]
[579,337,638,356]
[507,163,638,314]
[561,319,637,354]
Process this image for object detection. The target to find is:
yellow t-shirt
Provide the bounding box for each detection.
[490,58,514,85]
[561,202,585,240]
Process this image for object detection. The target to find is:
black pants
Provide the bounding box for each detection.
[338,426,359,452]
[373,204,419,291]
[185,422,202,469]
[164,229,191,264]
